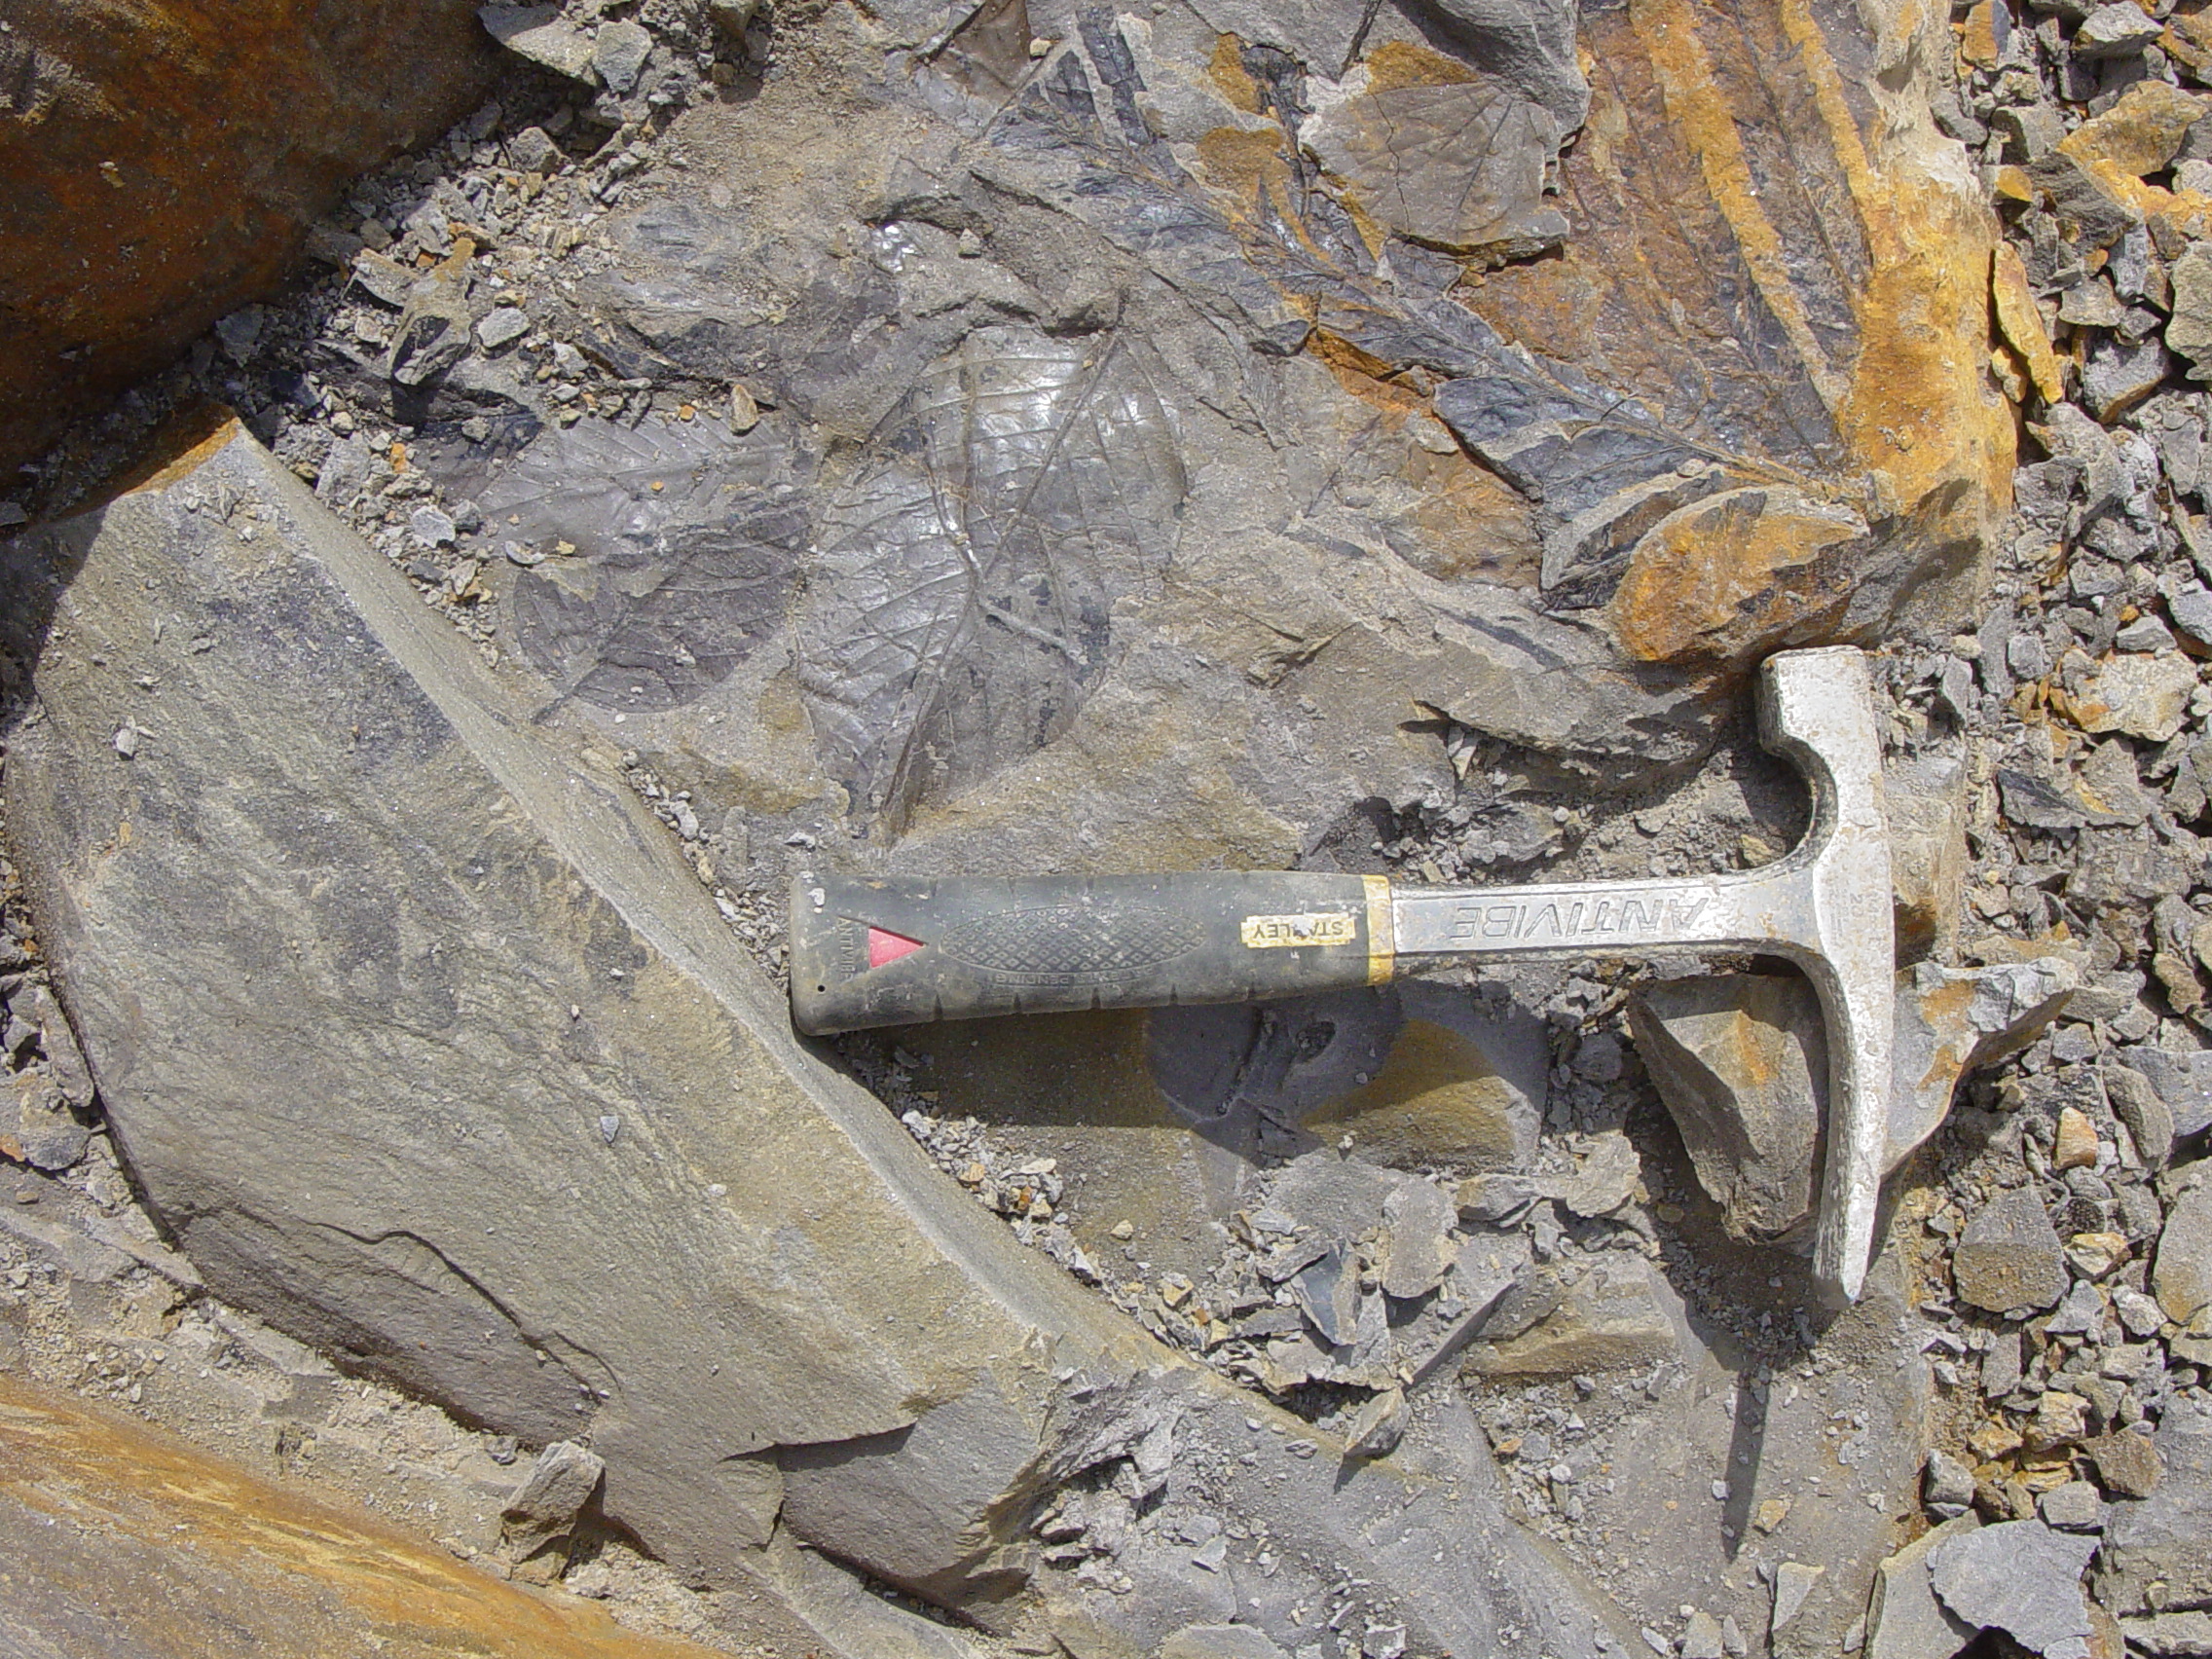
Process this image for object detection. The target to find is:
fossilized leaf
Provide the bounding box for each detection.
[1302,50,1566,257]
[477,416,773,557]
[794,324,1187,830]
[513,490,807,713]
[928,0,1033,98]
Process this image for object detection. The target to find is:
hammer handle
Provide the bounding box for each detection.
[788,872,1395,1035]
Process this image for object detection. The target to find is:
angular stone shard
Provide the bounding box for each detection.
[2118,1048,2212,1139]
[501,1440,607,1561]
[1994,243,2068,404]
[1953,1189,2069,1315]
[1629,976,1824,1240]
[479,4,599,81]
[0,416,1627,1657]
[1928,1521,2097,1659]
[2155,1161,2212,1326]
[1464,1255,1678,1378]
[1865,1513,1979,1659]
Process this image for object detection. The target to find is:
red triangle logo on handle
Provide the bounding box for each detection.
[867,927,927,969]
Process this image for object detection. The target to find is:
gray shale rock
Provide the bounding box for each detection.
[1866,1513,1979,1659]
[1953,1188,2069,1315]
[1928,1521,2096,1659]
[2156,1161,2212,1327]
[2104,1397,2212,1613]
[2121,1048,2212,1140]
[1629,975,1824,1239]
[502,1439,606,1558]
[0,417,1632,1658]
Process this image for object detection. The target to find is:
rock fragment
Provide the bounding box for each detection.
[478,4,598,81]
[2083,1428,2162,1499]
[2054,1107,2100,1171]
[1772,1561,1825,1639]
[1628,975,1822,1239]
[1924,1450,1976,1519]
[1681,1610,1724,1659]
[387,249,476,387]
[1456,1172,1537,1226]
[2172,244,2212,382]
[2072,652,2199,744]
[2060,81,2209,176]
[477,305,530,351]
[1377,1181,1455,1300]
[2039,1481,2103,1531]
[2075,2,2164,56]
[1344,1387,1408,1460]
[1928,1521,2097,1659]
[1466,1257,1677,1379]
[2120,1049,2212,1138]
[2107,1063,2179,1167]
[1865,1513,1979,1659]
[2082,336,2174,424]
[1995,244,2067,403]
[501,1440,606,1559]
[2155,1162,2212,1325]
[1532,1130,1641,1220]
[2120,1612,2212,1656]
[1953,1189,2068,1314]
[591,20,652,94]
[1289,1247,1362,1347]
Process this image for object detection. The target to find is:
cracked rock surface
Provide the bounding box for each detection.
[10,0,2212,1654]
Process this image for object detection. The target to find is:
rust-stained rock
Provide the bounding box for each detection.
[0,1371,721,1659]
[1995,241,2069,404]
[1960,0,2009,68]
[2059,81,2211,184]
[1456,0,2011,676]
[0,0,493,474]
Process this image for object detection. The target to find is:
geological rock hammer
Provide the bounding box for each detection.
[790,647,1894,1302]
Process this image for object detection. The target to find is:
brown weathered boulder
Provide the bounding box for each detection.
[0,0,494,473]
[0,1371,721,1659]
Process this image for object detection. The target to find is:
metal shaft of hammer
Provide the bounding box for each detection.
[786,648,1894,1301]
[1389,647,1893,1302]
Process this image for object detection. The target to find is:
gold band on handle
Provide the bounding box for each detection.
[1363,875,1396,986]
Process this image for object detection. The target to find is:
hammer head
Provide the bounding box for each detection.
[1753,647,1894,1304]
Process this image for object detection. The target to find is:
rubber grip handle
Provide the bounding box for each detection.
[789,871,1395,1035]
